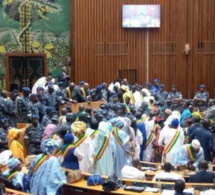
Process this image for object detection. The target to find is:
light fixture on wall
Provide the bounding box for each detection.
[184,43,191,55]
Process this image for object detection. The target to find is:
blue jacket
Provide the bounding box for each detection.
[190,127,214,161]
[137,121,146,161]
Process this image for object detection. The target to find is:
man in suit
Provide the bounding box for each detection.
[174,180,192,195]
[64,82,87,103]
[189,119,214,161]
[189,160,215,183]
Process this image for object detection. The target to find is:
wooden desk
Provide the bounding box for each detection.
[6,188,28,195]
[64,180,161,195]
[142,170,195,180]
[58,101,106,116]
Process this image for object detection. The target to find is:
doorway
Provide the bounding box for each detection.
[5,53,47,91]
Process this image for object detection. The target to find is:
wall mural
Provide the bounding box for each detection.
[0,0,70,88]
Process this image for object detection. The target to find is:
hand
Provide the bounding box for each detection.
[72,100,77,104]
[188,164,196,171]
[187,160,194,166]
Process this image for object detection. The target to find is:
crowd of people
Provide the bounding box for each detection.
[0,70,215,194]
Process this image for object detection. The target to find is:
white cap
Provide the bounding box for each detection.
[191,139,201,149]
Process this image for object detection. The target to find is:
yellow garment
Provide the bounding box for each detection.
[8,140,25,162]
[72,121,86,138]
[7,128,25,162]
[191,111,203,119]
[7,128,20,140]
[122,92,130,103]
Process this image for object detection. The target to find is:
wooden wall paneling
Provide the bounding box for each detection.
[71,0,149,88]
[187,0,215,98]
[148,0,187,96]
[70,0,215,97]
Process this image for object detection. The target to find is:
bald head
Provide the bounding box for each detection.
[132,158,141,170]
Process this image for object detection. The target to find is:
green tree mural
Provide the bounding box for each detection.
[0,0,70,86]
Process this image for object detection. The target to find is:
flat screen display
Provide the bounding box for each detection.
[122,5,161,28]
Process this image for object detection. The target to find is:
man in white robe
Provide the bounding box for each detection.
[143,113,156,162]
[93,121,115,176]
[121,158,145,180]
[32,76,56,94]
[175,139,204,170]
[72,121,94,173]
[158,118,184,164]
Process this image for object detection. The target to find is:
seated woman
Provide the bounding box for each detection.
[61,133,83,170]
[2,157,30,192]
[7,128,25,162]
[28,138,66,195]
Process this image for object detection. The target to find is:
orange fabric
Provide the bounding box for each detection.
[9,140,25,162]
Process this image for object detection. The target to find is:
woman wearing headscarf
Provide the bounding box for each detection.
[72,121,94,173]
[41,123,57,143]
[2,157,30,192]
[7,128,25,162]
[131,118,143,159]
[61,133,83,170]
[112,118,131,177]
[93,121,115,176]
[28,139,66,195]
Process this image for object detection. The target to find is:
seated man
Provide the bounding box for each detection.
[189,160,215,183]
[174,180,192,195]
[121,158,145,180]
[152,162,184,182]
[174,139,204,170]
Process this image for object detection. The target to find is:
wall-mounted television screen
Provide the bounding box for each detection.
[122,5,161,28]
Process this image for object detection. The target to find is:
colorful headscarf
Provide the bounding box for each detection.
[192,112,203,119]
[41,138,58,154]
[72,121,86,138]
[64,133,74,144]
[7,128,20,141]
[8,157,20,170]
[115,118,125,128]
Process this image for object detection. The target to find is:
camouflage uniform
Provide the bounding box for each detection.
[28,102,39,117]
[155,91,168,106]
[194,91,209,111]
[0,97,7,118]
[41,114,51,127]
[167,91,182,111]
[44,92,58,110]
[5,98,18,128]
[24,124,44,155]
[0,127,8,152]
[17,96,30,122]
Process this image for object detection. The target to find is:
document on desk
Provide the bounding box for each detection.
[161,190,175,195]
[144,187,160,193]
[161,188,194,195]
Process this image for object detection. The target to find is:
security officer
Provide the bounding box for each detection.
[44,82,58,111]
[155,84,168,107]
[0,118,9,152]
[61,113,73,131]
[5,90,20,128]
[41,107,53,127]
[56,81,68,105]
[167,85,183,111]
[28,94,39,118]
[24,114,44,155]
[193,84,209,112]
[17,87,30,122]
